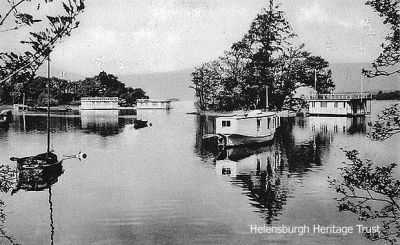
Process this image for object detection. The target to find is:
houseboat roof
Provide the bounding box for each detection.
[217,110,276,120]
[137,99,171,102]
[305,93,372,101]
[81,97,119,101]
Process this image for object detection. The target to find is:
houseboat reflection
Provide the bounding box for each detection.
[215,145,289,224]
[216,145,281,177]
[308,116,368,134]
[12,160,64,194]
[80,110,121,136]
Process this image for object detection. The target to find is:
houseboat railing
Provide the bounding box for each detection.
[305,93,372,100]
[81,97,119,101]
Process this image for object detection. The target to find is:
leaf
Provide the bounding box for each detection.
[77,0,85,11]
[63,2,71,14]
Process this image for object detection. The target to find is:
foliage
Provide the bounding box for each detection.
[362,0,400,78]
[0,165,18,244]
[0,0,85,86]
[329,150,400,244]
[368,103,400,141]
[0,71,149,106]
[331,1,400,243]
[331,103,400,244]
[190,0,334,111]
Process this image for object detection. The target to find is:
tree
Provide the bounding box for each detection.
[190,0,334,111]
[0,0,85,103]
[362,0,399,77]
[120,88,148,105]
[245,0,296,109]
[218,41,252,110]
[190,61,223,110]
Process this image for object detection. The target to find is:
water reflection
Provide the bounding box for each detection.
[307,116,369,135]
[12,161,63,194]
[81,110,122,136]
[195,114,369,224]
[216,145,287,224]
[7,161,64,245]
[11,110,136,136]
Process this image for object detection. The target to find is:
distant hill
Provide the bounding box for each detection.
[330,63,399,93]
[118,69,195,101]
[42,63,398,101]
[117,63,399,100]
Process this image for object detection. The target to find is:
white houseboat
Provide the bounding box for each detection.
[205,110,279,147]
[136,99,171,110]
[305,93,372,116]
[81,97,119,110]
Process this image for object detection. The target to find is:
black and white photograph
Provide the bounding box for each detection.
[0,0,399,244]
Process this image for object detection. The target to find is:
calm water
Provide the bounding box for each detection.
[0,101,399,245]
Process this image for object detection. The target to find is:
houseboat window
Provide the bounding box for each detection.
[311,102,315,107]
[222,168,231,175]
[257,119,261,131]
[343,102,346,108]
[321,102,327,107]
[267,118,271,129]
[222,120,231,127]
[334,102,338,108]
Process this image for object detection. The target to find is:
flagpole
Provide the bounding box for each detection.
[47,55,51,153]
[314,69,317,91]
[265,85,269,111]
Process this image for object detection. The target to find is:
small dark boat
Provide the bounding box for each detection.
[10,152,60,170]
[134,119,148,129]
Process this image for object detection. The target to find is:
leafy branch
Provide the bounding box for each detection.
[368,103,400,141]
[0,0,85,85]
[362,0,400,78]
[329,150,400,244]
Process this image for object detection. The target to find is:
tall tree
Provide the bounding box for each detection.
[190,0,334,111]
[246,0,296,109]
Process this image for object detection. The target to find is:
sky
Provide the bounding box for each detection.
[1,0,389,76]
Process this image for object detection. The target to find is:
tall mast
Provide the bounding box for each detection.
[314,69,317,91]
[265,85,269,111]
[47,55,51,153]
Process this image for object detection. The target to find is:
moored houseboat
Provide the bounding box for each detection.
[204,110,280,147]
[81,97,119,110]
[136,99,171,110]
[305,93,372,116]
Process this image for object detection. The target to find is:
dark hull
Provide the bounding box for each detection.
[226,133,275,147]
[134,120,148,129]
[13,152,59,170]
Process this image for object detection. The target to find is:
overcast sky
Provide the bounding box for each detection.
[2,0,389,76]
